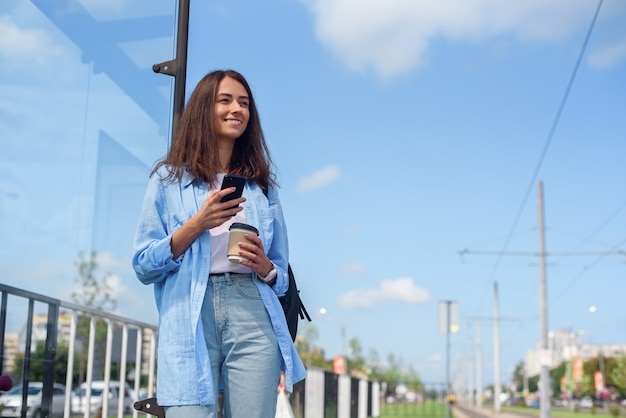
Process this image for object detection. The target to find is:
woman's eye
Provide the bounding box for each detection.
[240,101,249,107]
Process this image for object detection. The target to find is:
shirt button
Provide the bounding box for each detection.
[266,299,272,305]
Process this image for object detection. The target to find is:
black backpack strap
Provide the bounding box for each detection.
[298,293,311,322]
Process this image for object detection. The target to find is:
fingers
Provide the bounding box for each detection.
[201,189,245,229]
[209,188,246,210]
[205,189,270,276]
[210,187,235,201]
[236,236,263,263]
[236,235,272,275]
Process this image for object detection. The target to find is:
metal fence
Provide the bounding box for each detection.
[1,283,393,418]
[296,368,380,418]
[0,283,158,418]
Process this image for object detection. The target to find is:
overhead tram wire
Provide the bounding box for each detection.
[551,236,626,305]
[542,197,626,304]
[495,187,626,331]
[561,197,626,251]
[472,0,605,314]
[497,194,625,355]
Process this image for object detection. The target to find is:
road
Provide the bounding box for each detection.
[454,404,536,418]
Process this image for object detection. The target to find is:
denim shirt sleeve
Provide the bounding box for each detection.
[132,171,182,284]
[264,185,290,296]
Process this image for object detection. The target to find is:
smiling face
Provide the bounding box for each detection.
[214,76,250,143]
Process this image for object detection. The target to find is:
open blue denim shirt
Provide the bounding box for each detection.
[132,166,306,406]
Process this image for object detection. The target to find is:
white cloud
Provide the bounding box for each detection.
[588,38,626,69]
[338,277,430,309]
[96,251,131,272]
[0,15,62,65]
[337,261,366,276]
[105,274,125,299]
[296,165,341,192]
[302,0,604,79]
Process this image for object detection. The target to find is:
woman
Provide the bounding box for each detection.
[132,69,306,418]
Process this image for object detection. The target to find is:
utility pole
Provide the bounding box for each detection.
[460,181,620,415]
[493,282,501,413]
[468,336,475,406]
[476,321,483,408]
[446,302,452,418]
[439,301,459,418]
[465,315,527,410]
[538,181,551,418]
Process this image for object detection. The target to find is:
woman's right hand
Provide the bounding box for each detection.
[196,187,245,230]
[170,187,244,259]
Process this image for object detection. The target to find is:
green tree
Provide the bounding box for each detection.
[12,341,81,385]
[512,361,525,393]
[610,354,626,397]
[551,361,567,398]
[347,337,366,376]
[71,251,117,311]
[367,349,385,381]
[528,374,539,393]
[71,251,117,384]
[295,324,331,370]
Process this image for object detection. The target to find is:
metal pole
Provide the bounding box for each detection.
[468,336,474,406]
[172,0,189,140]
[152,0,190,142]
[493,282,501,413]
[341,322,348,374]
[476,321,483,408]
[446,301,451,418]
[538,181,551,418]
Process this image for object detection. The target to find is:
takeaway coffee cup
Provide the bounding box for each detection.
[227,223,259,262]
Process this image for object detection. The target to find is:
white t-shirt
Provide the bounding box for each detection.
[209,173,252,274]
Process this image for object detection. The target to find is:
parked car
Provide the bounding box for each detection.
[71,381,134,416]
[0,382,67,418]
[526,398,539,408]
[505,397,525,406]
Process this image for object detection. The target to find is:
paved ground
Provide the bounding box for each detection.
[454,404,536,418]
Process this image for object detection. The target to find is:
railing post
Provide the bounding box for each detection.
[41,302,60,418]
[64,312,77,418]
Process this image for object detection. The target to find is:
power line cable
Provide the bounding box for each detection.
[551,236,626,304]
[473,0,605,314]
[552,197,626,253]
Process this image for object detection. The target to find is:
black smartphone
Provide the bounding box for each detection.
[220,175,246,207]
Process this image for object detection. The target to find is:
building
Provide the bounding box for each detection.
[2,333,19,374]
[8,311,156,379]
[525,328,626,378]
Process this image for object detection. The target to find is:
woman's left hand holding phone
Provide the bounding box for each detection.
[170,188,245,258]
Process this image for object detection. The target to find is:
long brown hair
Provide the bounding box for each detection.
[153,70,276,192]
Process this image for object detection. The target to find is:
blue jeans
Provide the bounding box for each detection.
[166,273,281,418]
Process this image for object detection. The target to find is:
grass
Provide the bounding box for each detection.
[378,402,626,418]
[380,400,448,418]
[502,404,625,418]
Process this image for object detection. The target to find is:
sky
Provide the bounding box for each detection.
[1,0,625,390]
